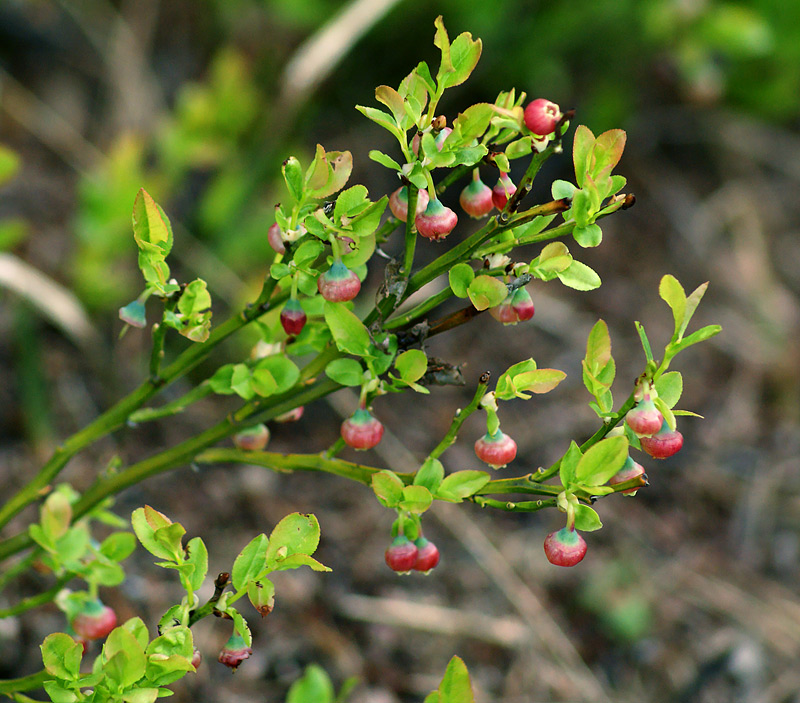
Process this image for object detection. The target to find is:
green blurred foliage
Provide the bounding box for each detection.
[57,0,796,310]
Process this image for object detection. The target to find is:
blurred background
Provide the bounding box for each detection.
[1,0,799,701]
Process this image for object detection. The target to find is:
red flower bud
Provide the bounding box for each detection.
[280,298,307,336]
[317,261,361,302]
[385,535,418,573]
[413,536,440,573]
[474,431,517,469]
[523,98,562,136]
[218,633,252,671]
[640,420,684,459]
[543,527,587,567]
[341,408,384,450]
[232,423,270,452]
[389,186,430,222]
[70,599,117,641]
[491,173,517,210]
[415,198,458,241]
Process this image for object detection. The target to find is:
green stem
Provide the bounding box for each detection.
[0,576,70,619]
[426,374,489,461]
[0,376,340,563]
[402,185,420,277]
[0,670,51,695]
[471,497,557,512]
[474,476,563,497]
[0,278,279,535]
[435,164,471,195]
[383,288,454,330]
[149,296,178,383]
[128,382,213,424]
[195,448,412,487]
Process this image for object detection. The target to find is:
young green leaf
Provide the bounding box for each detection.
[41,633,83,680]
[655,371,683,408]
[132,506,176,561]
[399,485,433,514]
[414,457,445,493]
[573,504,603,532]
[184,536,208,592]
[672,324,722,353]
[325,358,364,387]
[282,156,305,204]
[559,441,583,488]
[680,281,709,339]
[395,349,427,384]
[133,189,173,258]
[436,471,491,503]
[323,302,371,356]
[372,470,404,508]
[448,263,475,298]
[232,534,269,591]
[659,274,687,339]
[574,436,629,487]
[439,31,482,89]
[585,320,612,375]
[287,664,336,703]
[467,275,507,310]
[556,260,601,290]
[572,125,595,189]
[591,129,626,179]
[102,627,147,689]
[437,655,475,703]
[572,223,603,248]
[253,355,300,395]
[265,513,321,564]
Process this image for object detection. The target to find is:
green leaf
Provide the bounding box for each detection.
[293,239,325,267]
[288,664,336,703]
[468,275,507,310]
[654,396,676,431]
[372,470,404,508]
[448,263,475,298]
[494,358,537,400]
[436,471,490,503]
[355,105,399,137]
[655,371,683,409]
[437,655,475,703]
[453,103,493,141]
[325,358,364,386]
[591,129,626,179]
[509,369,566,398]
[268,553,331,573]
[122,617,149,651]
[132,189,173,258]
[575,436,629,487]
[585,320,612,375]
[154,522,186,562]
[41,491,72,542]
[146,626,193,659]
[375,85,408,128]
[43,681,79,703]
[131,506,175,561]
[559,441,583,488]
[557,260,601,291]
[265,513,321,565]
[232,534,269,590]
[324,301,371,356]
[334,185,369,222]
[395,350,427,383]
[634,321,654,362]
[177,279,211,317]
[282,156,304,203]
[247,578,275,614]
[573,125,595,189]
[414,457,444,493]
[369,149,402,172]
[99,532,136,562]
[680,281,709,339]
[307,150,353,199]
[123,687,160,703]
[572,223,603,248]
[552,179,577,200]
[41,633,82,680]
[103,627,147,688]
[144,653,194,687]
[253,355,300,395]
[440,31,482,89]
[659,274,687,339]
[399,485,433,514]
[433,16,453,77]
[672,324,721,353]
[573,504,603,532]
[305,144,330,191]
[184,536,208,592]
